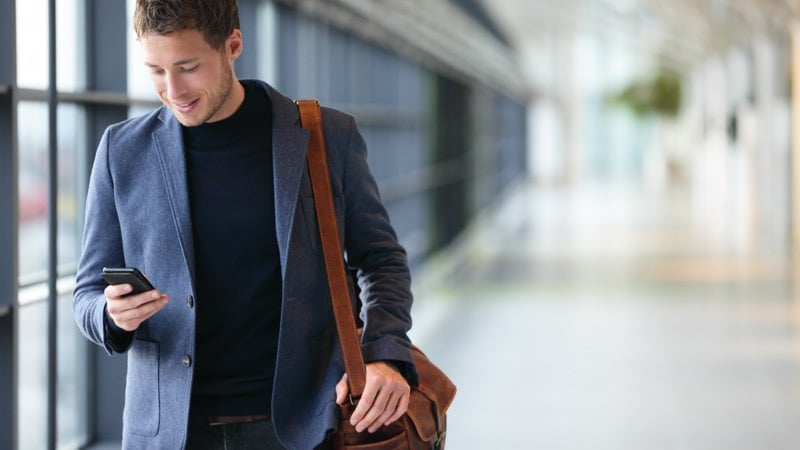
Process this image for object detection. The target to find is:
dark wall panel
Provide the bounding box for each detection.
[87,0,127,91]
[431,76,470,250]
[0,0,12,85]
[0,92,14,309]
[235,0,260,80]
[93,349,127,441]
[0,312,13,450]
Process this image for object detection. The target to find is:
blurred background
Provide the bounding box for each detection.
[2,0,800,448]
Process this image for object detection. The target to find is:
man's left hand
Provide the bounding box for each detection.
[335,361,410,433]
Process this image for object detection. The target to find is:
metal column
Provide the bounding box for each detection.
[791,22,800,253]
[46,0,58,447]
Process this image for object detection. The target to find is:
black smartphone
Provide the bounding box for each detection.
[102,267,155,295]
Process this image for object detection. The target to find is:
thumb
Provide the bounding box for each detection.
[335,373,349,405]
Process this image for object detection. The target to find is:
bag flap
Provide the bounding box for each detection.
[406,390,438,441]
[411,345,457,414]
[404,345,457,441]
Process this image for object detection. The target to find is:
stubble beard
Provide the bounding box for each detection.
[174,59,235,127]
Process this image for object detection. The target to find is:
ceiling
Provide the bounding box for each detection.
[287,0,798,100]
[479,0,798,72]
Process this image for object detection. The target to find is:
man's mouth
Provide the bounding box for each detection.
[172,98,199,114]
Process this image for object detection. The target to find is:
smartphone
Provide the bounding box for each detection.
[102,267,155,295]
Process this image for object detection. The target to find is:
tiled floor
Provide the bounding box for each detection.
[410,179,800,450]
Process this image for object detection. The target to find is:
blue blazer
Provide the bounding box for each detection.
[73,82,416,449]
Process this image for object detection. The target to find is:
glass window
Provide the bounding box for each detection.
[57,289,90,449]
[256,1,278,85]
[17,300,48,450]
[16,0,85,90]
[58,104,87,274]
[126,0,157,100]
[129,105,155,119]
[16,0,49,90]
[17,104,85,283]
[18,101,49,285]
[57,0,87,91]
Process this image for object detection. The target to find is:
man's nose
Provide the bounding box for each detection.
[165,72,185,99]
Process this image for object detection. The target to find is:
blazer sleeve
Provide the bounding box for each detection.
[336,115,419,385]
[72,127,134,355]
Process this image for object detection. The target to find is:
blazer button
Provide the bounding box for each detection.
[187,295,194,308]
[181,355,192,368]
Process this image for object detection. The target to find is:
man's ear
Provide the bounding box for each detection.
[227,29,244,61]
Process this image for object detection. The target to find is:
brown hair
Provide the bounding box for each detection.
[134,0,240,49]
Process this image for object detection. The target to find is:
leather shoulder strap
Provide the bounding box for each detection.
[297,99,367,397]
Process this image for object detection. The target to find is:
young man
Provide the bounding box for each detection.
[72,0,417,448]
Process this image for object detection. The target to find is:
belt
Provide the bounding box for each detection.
[208,414,270,426]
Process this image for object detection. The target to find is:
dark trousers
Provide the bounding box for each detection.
[186,417,284,450]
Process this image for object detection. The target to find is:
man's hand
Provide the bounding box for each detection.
[336,361,410,433]
[105,283,169,331]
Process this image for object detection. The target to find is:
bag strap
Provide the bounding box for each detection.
[297,99,367,399]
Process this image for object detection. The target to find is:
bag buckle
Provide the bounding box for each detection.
[433,430,446,449]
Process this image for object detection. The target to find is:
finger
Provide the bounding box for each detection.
[349,382,378,427]
[105,283,133,300]
[370,391,401,433]
[336,374,349,405]
[355,387,390,433]
[107,290,163,315]
[124,290,166,308]
[113,302,164,330]
[111,294,169,331]
[386,390,410,425]
[113,296,165,328]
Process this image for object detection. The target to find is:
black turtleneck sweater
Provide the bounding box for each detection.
[183,80,280,418]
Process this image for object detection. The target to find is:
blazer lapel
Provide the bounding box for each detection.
[266,85,309,276]
[153,108,196,284]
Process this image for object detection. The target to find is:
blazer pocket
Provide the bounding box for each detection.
[124,338,160,437]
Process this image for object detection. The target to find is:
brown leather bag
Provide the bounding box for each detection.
[298,100,457,449]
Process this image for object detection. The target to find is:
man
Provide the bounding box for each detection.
[72,0,417,448]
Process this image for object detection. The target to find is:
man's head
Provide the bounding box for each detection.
[135,0,245,126]
[134,0,239,51]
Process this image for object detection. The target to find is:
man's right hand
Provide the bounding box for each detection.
[105,284,170,331]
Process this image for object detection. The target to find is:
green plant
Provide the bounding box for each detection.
[609,68,682,118]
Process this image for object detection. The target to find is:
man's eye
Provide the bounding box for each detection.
[150,68,165,75]
[181,66,199,73]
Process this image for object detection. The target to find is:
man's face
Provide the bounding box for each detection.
[141,29,243,126]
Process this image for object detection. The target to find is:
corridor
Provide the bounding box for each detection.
[411,179,800,450]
